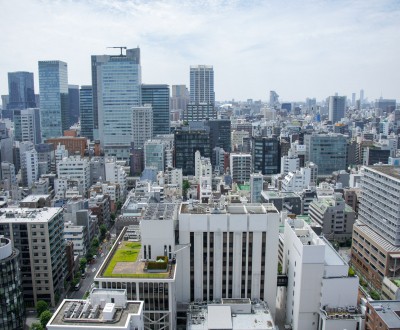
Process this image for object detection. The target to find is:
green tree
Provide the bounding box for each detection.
[91,237,99,248]
[79,257,87,272]
[36,300,49,317]
[30,322,44,330]
[40,310,53,328]
[99,224,107,240]
[182,180,190,199]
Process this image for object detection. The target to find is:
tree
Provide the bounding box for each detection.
[36,300,49,317]
[99,224,107,240]
[40,310,53,327]
[91,237,99,248]
[30,322,44,330]
[182,180,190,199]
[79,257,87,272]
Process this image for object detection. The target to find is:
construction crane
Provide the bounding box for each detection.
[107,46,127,56]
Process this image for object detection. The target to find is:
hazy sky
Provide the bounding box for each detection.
[1,0,399,102]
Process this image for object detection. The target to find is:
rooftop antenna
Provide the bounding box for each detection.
[107,46,127,56]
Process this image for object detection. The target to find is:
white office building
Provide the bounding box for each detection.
[177,202,280,317]
[57,156,91,193]
[278,217,361,330]
[105,157,127,199]
[281,167,312,193]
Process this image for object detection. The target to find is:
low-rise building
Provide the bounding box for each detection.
[365,300,400,330]
[47,289,144,330]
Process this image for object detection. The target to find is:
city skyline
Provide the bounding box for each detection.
[1,0,400,102]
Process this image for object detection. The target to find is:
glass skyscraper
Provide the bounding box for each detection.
[4,71,36,120]
[79,85,93,140]
[68,84,80,127]
[38,61,69,140]
[92,48,141,160]
[141,84,170,136]
[7,71,36,110]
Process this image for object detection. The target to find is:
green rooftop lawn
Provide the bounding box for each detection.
[103,242,141,277]
[393,279,400,287]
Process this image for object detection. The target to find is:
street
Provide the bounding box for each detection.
[67,240,112,299]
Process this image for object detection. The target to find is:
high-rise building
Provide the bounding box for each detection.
[359,166,400,246]
[144,140,165,172]
[190,65,214,104]
[375,98,396,113]
[174,126,211,176]
[132,104,153,149]
[13,108,41,144]
[68,84,80,127]
[0,236,25,329]
[279,217,361,330]
[230,153,252,183]
[269,90,279,108]
[304,133,347,176]
[38,61,69,139]
[0,207,66,307]
[252,136,281,175]
[328,95,346,123]
[79,85,93,140]
[360,89,364,105]
[177,202,280,317]
[171,84,189,111]
[141,84,170,136]
[92,48,141,160]
[7,71,36,112]
[188,65,216,121]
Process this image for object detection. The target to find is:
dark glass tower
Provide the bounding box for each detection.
[7,71,36,110]
[252,136,281,175]
[80,85,93,140]
[141,84,170,136]
[68,84,80,127]
[0,236,25,329]
[38,61,69,139]
[174,125,210,176]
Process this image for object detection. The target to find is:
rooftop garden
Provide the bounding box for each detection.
[102,242,173,279]
[103,241,141,277]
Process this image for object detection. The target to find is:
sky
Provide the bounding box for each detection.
[0,0,399,102]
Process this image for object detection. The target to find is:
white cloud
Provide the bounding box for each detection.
[0,0,399,101]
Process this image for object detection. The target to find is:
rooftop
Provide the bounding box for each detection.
[180,202,278,215]
[187,299,275,329]
[354,222,400,253]
[20,195,51,202]
[0,207,62,223]
[366,165,400,181]
[98,228,176,280]
[368,300,400,328]
[49,298,142,328]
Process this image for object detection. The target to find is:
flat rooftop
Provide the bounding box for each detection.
[98,229,175,280]
[49,299,142,328]
[142,203,178,221]
[354,222,400,253]
[187,300,275,329]
[369,301,400,328]
[367,165,400,180]
[0,207,61,223]
[180,202,278,214]
[20,195,50,202]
